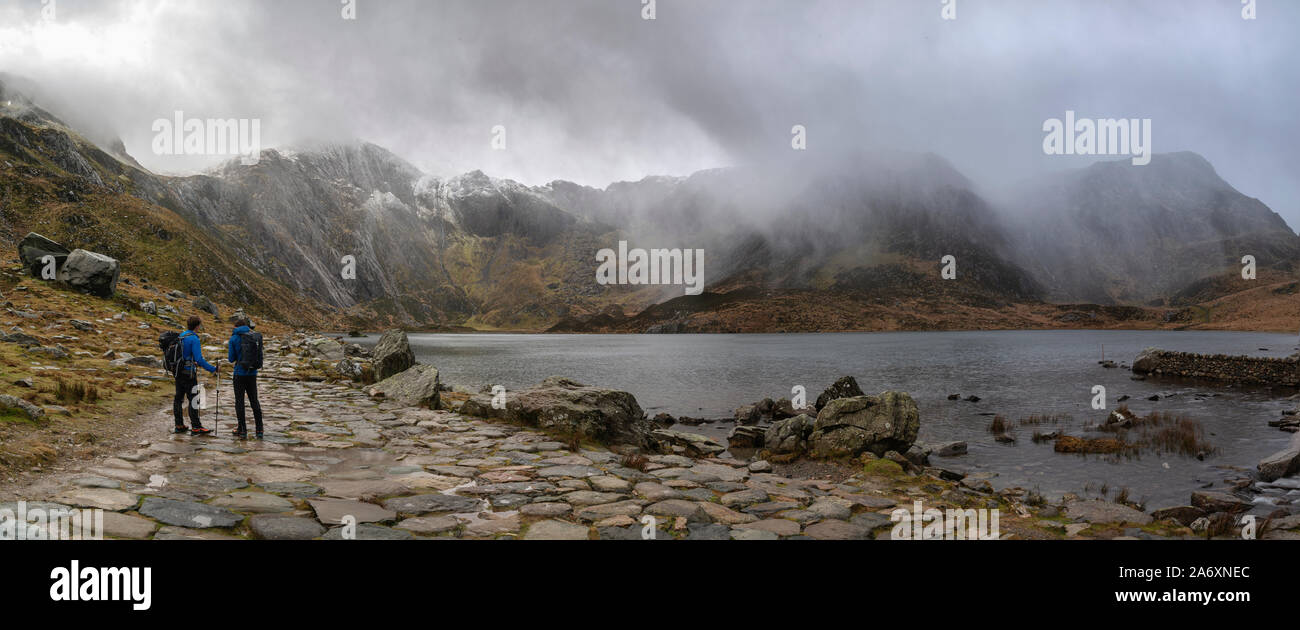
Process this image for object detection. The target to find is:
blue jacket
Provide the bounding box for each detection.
[228,326,258,376]
[179,330,216,376]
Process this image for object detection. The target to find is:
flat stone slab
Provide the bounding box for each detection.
[259,482,323,497]
[519,502,572,518]
[153,526,242,540]
[308,498,397,525]
[562,491,628,507]
[383,494,484,515]
[804,519,871,540]
[210,492,296,514]
[55,488,139,511]
[1065,500,1153,525]
[85,467,147,483]
[395,515,460,535]
[249,515,326,540]
[523,519,591,540]
[645,499,710,522]
[71,476,123,489]
[101,512,159,539]
[537,465,603,478]
[463,513,521,537]
[576,500,645,521]
[323,524,414,540]
[733,518,801,537]
[697,501,758,525]
[318,479,411,501]
[140,498,243,528]
[165,471,250,496]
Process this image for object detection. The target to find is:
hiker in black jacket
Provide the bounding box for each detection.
[227,318,264,439]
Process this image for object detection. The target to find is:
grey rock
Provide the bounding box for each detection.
[371,330,416,381]
[324,524,415,540]
[523,519,591,540]
[0,394,45,423]
[139,497,243,528]
[1065,499,1152,525]
[382,494,483,515]
[249,515,326,540]
[18,232,70,278]
[58,249,120,298]
[368,364,441,409]
[809,392,920,458]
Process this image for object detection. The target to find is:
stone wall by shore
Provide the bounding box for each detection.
[1132,348,1300,387]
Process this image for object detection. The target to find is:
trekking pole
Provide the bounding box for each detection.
[214,360,220,436]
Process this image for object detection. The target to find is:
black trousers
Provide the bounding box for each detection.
[233,374,263,433]
[173,371,203,428]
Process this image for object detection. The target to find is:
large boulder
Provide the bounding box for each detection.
[367,364,440,408]
[815,375,865,411]
[372,329,416,381]
[1258,433,1300,482]
[306,337,345,361]
[461,376,657,450]
[57,249,120,298]
[18,232,70,278]
[809,392,919,458]
[764,414,815,455]
[192,295,219,318]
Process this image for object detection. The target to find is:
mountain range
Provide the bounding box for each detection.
[1,77,1296,333]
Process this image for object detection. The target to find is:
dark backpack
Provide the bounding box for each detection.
[159,331,183,375]
[236,331,264,371]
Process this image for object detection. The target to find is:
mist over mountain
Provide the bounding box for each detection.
[998,152,1300,305]
[1,75,1296,332]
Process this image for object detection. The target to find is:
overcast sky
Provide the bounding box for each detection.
[1,0,1297,228]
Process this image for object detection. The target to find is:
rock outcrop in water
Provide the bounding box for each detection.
[1258,433,1300,482]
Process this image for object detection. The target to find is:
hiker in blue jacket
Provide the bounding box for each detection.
[174,315,218,435]
[228,318,264,439]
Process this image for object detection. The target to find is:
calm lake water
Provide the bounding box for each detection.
[349,330,1300,509]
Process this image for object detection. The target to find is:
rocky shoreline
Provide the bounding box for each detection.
[4,331,1299,541]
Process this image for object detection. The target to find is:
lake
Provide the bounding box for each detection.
[347,330,1300,509]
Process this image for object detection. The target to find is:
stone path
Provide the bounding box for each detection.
[5,377,908,540]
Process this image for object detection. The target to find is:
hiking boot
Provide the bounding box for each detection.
[255,432,264,440]
[173,425,189,434]
[231,429,248,439]
[190,427,213,436]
